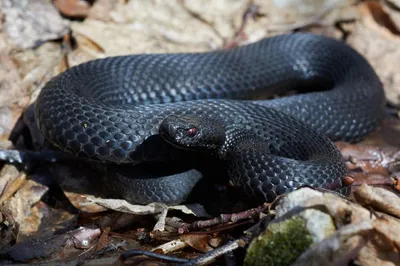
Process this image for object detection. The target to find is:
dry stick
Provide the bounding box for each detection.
[181,238,248,266]
[165,216,191,231]
[181,219,257,236]
[119,205,268,264]
[120,203,274,264]
[184,205,266,232]
[120,239,248,266]
[120,249,190,264]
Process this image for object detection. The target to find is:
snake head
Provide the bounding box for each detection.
[159,115,225,152]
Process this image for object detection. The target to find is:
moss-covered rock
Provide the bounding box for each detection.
[244,216,313,266]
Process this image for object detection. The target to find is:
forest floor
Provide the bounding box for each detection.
[0,0,399,265]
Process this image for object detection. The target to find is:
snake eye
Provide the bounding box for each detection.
[186,127,197,137]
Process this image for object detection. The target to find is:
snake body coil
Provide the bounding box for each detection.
[35,33,385,204]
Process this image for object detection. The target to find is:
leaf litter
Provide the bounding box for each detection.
[0,0,399,265]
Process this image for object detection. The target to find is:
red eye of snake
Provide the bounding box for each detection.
[186,127,197,137]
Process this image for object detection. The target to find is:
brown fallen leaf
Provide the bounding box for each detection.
[53,0,91,18]
[371,217,400,248]
[273,187,400,266]
[88,197,210,218]
[0,164,21,203]
[276,188,365,226]
[336,141,391,177]
[69,18,217,61]
[353,184,400,218]
[0,171,26,204]
[12,42,64,104]
[394,176,400,191]
[68,0,234,64]
[0,0,70,49]
[291,220,373,266]
[0,55,23,106]
[356,218,400,266]
[347,1,400,106]
[334,116,400,194]
[87,0,118,22]
[179,234,216,253]
[381,0,400,33]
[5,179,49,236]
[241,0,357,39]
[0,54,26,139]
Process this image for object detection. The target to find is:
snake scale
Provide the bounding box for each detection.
[35,33,386,204]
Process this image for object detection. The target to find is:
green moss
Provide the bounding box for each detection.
[244,216,313,266]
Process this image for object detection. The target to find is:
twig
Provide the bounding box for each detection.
[182,219,256,236]
[181,238,248,266]
[165,216,191,231]
[120,249,189,264]
[151,239,188,254]
[180,204,266,233]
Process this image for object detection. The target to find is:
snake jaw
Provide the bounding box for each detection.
[159,115,225,152]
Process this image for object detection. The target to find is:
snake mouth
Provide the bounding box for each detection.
[159,131,174,145]
[159,122,187,149]
[159,131,196,151]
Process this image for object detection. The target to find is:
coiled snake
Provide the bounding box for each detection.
[35,33,385,204]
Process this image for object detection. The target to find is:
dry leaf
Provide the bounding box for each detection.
[356,218,400,266]
[353,184,400,218]
[0,171,26,204]
[68,0,231,64]
[347,2,400,106]
[276,188,368,226]
[248,0,357,31]
[53,0,91,18]
[382,0,400,32]
[292,220,374,266]
[274,187,400,265]
[180,234,215,253]
[87,197,209,218]
[110,0,223,45]
[12,42,64,105]
[0,55,22,106]
[5,179,48,235]
[0,0,70,49]
[69,18,215,62]
[182,0,248,39]
[87,0,118,22]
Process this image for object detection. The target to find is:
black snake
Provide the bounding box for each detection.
[35,33,386,204]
